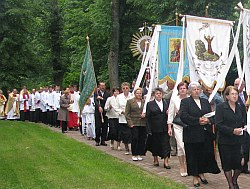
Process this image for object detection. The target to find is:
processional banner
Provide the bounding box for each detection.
[185,15,233,89]
[158,26,189,85]
[242,10,250,134]
[243,10,250,96]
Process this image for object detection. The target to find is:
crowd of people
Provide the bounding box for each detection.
[0,78,249,189]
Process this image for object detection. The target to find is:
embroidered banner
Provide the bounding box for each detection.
[158,26,189,85]
[185,15,233,89]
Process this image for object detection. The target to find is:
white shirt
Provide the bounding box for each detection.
[105,96,119,119]
[167,95,182,124]
[155,99,163,112]
[116,92,133,123]
[53,91,61,109]
[19,93,30,111]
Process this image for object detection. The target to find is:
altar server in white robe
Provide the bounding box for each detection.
[53,85,61,127]
[82,97,95,139]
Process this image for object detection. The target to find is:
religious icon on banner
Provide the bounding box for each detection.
[169,38,181,63]
[185,16,232,89]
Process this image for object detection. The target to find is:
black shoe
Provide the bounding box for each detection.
[198,176,208,184]
[95,143,100,146]
[153,163,159,167]
[233,183,239,189]
[193,183,200,188]
[164,164,171,169]
[100,142,107,146]
[241,169,250,174]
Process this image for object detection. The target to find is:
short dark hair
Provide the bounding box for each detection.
[154,87,163,93]
[112,87,120,93]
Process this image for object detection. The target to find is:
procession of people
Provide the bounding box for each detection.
[0,77,249,189]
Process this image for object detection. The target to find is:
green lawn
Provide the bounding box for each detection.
[0,120,186,189]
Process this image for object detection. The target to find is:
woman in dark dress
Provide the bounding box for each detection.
[215,86,246,189]
[179,81,220,187]
[146,87,171,168]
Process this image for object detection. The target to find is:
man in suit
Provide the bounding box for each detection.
[94,82,110,146]
[234,78,249,174]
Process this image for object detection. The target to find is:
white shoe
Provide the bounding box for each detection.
[110,144,114,149]
[125,151,131,155]
[137,156,143,161]
[132,156,138,161]
[117,146,121,151]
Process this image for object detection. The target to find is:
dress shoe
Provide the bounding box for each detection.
[153,163,159,167]
[180,172,188,177]
[117,146,121,151]
[125,151,131,155]
[193,182,200,188]
[95,143,100,146]
[233,183,239,189]
[100,142,107,146]
[241,169,250,174]
[164,164,171,169]
[198,176,208,184]
[132,156,138,161]
[137,156,143,161]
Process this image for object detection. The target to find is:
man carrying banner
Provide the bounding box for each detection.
[94,82,110,146]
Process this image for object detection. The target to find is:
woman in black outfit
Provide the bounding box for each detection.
[146,87,171,168]
[179,81,220,187]
[215,86,246,189]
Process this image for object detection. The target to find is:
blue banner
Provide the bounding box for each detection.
[158,26,189,84]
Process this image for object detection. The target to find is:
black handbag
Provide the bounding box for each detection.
[172,114,188,128]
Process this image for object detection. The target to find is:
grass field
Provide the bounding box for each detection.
[0,120,186,189]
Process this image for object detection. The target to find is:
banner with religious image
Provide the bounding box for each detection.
[158,26,189,85]
[185,15,233,89]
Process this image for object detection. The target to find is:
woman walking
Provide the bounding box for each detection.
[215,86,246,189]
[125,88,146,161]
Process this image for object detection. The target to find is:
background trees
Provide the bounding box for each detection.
[0,0,246,92]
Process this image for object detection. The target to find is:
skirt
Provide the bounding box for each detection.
[119,123,132,144]
[107,118,120,141]
[218,143,242,172]
[146,132,170,159]
[185,141,220,176]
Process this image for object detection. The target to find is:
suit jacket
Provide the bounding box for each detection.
[125,98,146,127]
[215,101,245,145]
[179,96,214,143]
[146,99,169,133]
[94,90,110,116]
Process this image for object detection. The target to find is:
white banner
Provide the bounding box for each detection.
[243,10,250,96]
[185,15,233,89]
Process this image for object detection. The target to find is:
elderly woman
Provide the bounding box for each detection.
[116,82,133,154]
[179,81,220,187]
[215,86,246,189]
[125,88,146,161]
[167,82,188,177]
[58,89,70,133]
[146,87,171,168]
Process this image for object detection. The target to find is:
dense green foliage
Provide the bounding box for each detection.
[0,121,186,189]
[0,0,249,91]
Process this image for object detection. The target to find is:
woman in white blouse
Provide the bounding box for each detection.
[168,82,188,177]
[104,87,121,149]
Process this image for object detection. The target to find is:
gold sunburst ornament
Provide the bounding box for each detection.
[129,23,153,59]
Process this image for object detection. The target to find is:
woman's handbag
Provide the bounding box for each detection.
[172,114,188,128]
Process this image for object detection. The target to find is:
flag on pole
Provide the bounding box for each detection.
[79,38,97,111]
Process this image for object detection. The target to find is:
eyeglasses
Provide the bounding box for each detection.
[122,87,129,90]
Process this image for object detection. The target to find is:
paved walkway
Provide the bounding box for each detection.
[46,126,249,189]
